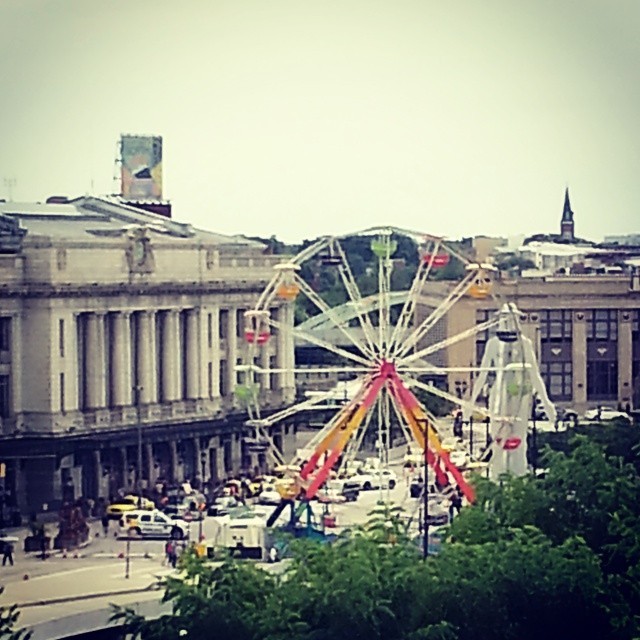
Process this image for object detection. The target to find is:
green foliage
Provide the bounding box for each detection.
[0,588,31,640]
[495,255,536,273]
[115,437,640,640]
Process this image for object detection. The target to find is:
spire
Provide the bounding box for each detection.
[562,187,573,222]
[560,187,575,241]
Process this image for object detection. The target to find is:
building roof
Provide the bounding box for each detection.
[0,196,265,249]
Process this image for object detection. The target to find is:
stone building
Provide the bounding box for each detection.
[0,196,296,516]
[419,270,640,414]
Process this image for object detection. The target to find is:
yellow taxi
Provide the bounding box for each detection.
[106,495,155,519]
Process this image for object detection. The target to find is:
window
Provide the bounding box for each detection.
[219,310,228,339]
[585,309,617,341]
[236,309,245,337]
[208,361,213,398]
[207,313,213,349]
[632,310,640,407]
[220,360,228,396]
[475,309,497,365]
[587,360,618,401]
[585,309,618,402]
[0,375,10,418]
[540,361,572,401]
[59,318,65,357]
[0,317,10,351]
[60,372,65,413]
[539,310,572,342]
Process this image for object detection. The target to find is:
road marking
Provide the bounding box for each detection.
[25,562,136,582]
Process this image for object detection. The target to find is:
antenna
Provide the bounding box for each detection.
[113,137,122,196]
[3,178,16,201]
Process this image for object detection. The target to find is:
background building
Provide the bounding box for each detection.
[419,270,640,414]
[0,196,296,517]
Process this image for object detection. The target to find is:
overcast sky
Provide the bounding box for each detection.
[0,0,638,243]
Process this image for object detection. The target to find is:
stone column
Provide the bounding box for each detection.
[231,433,243,474]
[138,311,155,404]
[214,446,225,483]
[145,443,157,487]
[186,309,200,399]
[619,311,633,406]
[260,336,271,392]
[283,303,296,398]
[92,449,105,499]
[572,311,587,408]
[86,312,106,409]
[163,310,180,402]
[226,307,237,397]
[193,438,203,485]
[210,307,221,398]
[10,313,22,417]
[168,440,178,483]
[276,306,286,391]
[119,446,130,490]
[112,312,132,406]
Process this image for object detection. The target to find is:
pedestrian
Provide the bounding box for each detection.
[164,540,174,566]
[449,488,463,522]
[101,514,109,536]
[2,541,14,566]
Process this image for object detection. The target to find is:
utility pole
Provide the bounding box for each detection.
[135,385,143,508]
[199,449,207,542]
[417,418,429,559]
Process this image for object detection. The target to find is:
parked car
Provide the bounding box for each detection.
[120,509,188,539]
[583,407,632,423]
[106,495,154,519]
[258,488,282,505]
[162,491,206,520]
[348,469,397,491]
[321,479,360,503]
[207,495,243,517]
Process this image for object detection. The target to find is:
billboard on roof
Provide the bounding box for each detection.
[120,135,163,200]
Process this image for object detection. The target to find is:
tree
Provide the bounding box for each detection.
[0,589,31,640]
[114,437,640,640]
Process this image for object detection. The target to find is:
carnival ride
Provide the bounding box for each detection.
[234,226,550,530]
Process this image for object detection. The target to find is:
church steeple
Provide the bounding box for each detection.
[560,187,575,241]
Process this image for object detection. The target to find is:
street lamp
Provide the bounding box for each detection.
[135,385,143,508]
[199,449,207,542]
[417,418,429,559]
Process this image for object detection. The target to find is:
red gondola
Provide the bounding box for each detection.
[422,252,450,268]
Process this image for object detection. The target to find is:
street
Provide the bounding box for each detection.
[0,421,470,639]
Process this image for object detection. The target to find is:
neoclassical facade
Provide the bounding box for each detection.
[0,197,296,515]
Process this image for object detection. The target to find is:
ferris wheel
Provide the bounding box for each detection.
[235,226,545,502]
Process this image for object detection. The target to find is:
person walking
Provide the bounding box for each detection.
[101,514,109,536]
[164,540,174,566]
[2,541,14,566]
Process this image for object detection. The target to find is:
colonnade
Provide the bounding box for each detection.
[77,305,291,411]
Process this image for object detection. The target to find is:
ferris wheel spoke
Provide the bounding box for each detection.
[409,377,495,420]
[341,405,376,474]
[331,239,379,353]
[268,316,372,367]
[395,270,476,359]
[398,316,501,367]
[292,235,332,266]
[245,385,357,430]
[388,238,442,357]
[387,388,416,450]
[375,231,396,360]
[293,273,375,359]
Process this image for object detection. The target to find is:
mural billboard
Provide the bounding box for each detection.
[120,135,163,200]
